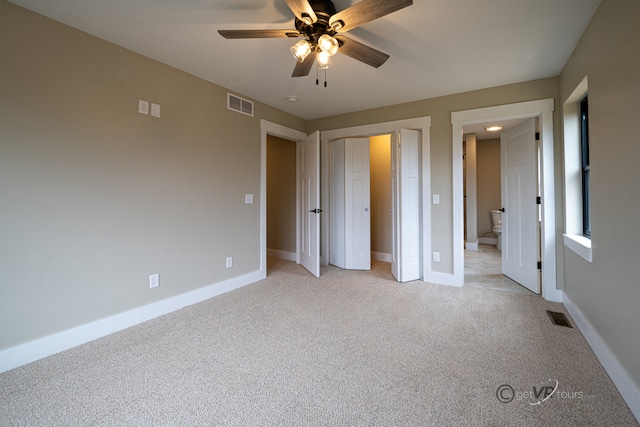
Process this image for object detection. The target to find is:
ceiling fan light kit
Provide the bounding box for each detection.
[317,34,339,56]
[219,0,413,83]
[291,39,313,62]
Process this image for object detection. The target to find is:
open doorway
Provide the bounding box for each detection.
[462,119,540,295]
[266,135,297,263]
[260,121,307,279]
[451,99,561,302]
[327,131,422,282]
[328,135,393,270]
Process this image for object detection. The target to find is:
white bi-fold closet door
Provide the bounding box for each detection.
[329,129,421,282]
[329,137,371,270]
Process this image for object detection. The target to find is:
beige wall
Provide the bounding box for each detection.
[476,138,501,237]
[267,135,296,254]
[369,135,392,256]
[559,0,640,392]
[0,1,305,350]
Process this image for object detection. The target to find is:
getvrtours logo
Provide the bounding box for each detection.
[496,380,589,406]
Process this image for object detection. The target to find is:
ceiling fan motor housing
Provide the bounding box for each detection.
[295,0,342,46]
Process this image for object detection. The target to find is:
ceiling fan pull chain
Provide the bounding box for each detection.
[316,64,319,86]
[324,68,327,87]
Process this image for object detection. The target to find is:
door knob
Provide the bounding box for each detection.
[308,208,323,214]
[500,208,505,212]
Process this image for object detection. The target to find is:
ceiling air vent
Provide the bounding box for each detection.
[227,93,254,117]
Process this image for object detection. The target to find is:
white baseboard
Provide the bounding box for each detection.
[372,252,392,262]
[0,270,263,374]
[563,293,640,422]
[478,237,497,245]
[423,271,458,287]
[465,240,479,251]
[267,248,296,261]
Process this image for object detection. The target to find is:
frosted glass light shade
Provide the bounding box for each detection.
[318,34,339,56]
[317,51,333,69]
[290,40,312,62]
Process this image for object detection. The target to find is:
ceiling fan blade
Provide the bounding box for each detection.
[292,51,317,77]
[285,0,318,24]
[335,35,389,68]
[330,0,413,33]
[218,29,300,39]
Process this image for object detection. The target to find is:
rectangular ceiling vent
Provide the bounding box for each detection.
[227,93,254,117]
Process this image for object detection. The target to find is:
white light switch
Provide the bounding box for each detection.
[138,99,149,115]
[245,194,254,204]
[149,273,159,289]
[151,103,160,118]
[432,194,440,204]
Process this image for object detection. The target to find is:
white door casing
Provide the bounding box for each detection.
[299,131,321,277]
[392,129,421,282]
[501,119,540,294]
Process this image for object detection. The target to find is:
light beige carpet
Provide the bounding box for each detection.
[1,258,637,426]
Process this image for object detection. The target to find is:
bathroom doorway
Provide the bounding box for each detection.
[463,119,541,294]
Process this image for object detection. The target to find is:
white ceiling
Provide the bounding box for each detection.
[9,0,601,120]
[464,118,529,141]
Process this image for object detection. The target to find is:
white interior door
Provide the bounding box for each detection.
[391,129,421,282]
[299,131,320,277]
[329,138,371,270]
[329,140,346,268]
[501,119,540,293]
[345,138,371,270]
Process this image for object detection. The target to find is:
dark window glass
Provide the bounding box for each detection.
[580,96,591,237]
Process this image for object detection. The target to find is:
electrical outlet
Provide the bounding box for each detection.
[226,257,233,268]
[149,273,159,289]
[432,252,440,263]
[138,99,149,115]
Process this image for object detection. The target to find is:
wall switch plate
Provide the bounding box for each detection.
[432,252,440,263]
[432,194,440,204]
[149,273,159,289]
[226,257,233,268]
[138,99,149,115]
[245,194,253,204]
[151,103,160,118]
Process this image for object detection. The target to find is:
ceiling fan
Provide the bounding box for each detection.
[218,0,413,79]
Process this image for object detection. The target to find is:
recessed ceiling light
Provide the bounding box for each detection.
[287,96,298,102]
[484,125,503,132]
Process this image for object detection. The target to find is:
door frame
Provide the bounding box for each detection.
[320,116,432,280]
[260,120,307,278]
[451,99,561,302]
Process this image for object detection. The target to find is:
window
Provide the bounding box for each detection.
[562,76,592,262]
[580,96,590,237]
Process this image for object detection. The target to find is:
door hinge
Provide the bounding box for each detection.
[535,132,540,141]
[537,261,542,270]
[536,196,541,205]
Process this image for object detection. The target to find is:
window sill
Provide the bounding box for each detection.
[563,234,592,263]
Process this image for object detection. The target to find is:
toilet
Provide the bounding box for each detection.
[491,210,502,250]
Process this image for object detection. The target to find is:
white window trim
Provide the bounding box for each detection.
[563,234,592,262]
[562,76,592,263]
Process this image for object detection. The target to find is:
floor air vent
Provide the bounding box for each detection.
[546,310,573,328]
[227,93,254,117]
